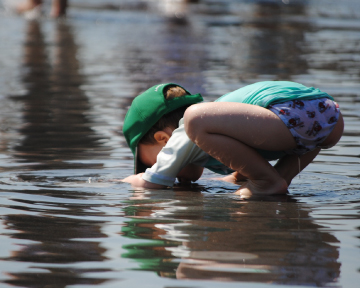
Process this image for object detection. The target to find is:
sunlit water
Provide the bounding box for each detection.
[0,0,359,287]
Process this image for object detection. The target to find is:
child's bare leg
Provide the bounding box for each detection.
[184,102,298,196]
[274,148,320,186]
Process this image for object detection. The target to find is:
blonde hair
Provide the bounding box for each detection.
[165,86,187,100]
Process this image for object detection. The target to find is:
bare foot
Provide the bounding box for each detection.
[234,178,288,198]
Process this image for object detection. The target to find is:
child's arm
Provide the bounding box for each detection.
[121,157,203,190]
[122,173,168,189]
[122,164,203,188]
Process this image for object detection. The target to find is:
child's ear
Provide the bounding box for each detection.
[153,131,171,145]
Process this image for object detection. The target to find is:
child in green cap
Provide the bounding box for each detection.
[122,81,343,197]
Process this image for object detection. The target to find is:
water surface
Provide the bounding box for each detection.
[0,0,359,287]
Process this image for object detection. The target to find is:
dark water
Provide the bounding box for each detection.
[0,0,359,287]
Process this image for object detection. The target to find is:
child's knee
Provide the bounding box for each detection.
[184,104,205,140]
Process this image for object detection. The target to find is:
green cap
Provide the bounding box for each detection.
[123,83,203,174]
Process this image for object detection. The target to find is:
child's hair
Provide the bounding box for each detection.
[139,86,190,145]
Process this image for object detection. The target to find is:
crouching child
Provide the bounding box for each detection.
[122,81,343,197]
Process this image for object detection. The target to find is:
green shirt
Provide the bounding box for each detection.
[216,81,333,107]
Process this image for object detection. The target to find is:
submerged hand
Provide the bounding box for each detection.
[121,173,167,189]
[122,173,144,184]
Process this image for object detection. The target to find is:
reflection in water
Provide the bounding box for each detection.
[246,1,309,79]
[121,191,340,285]
[122,5,207,93]
[159,19,207,93]
[3,212,109,287]
[12,20,104,169]
[201,1,311,92]
[1,19,111,287]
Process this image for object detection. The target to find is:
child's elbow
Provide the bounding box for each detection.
[183,104,204,141]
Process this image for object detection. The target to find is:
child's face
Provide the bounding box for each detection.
[138,142,166,168]
[137,127,174,168]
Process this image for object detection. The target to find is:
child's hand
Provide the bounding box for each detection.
[122,173,144,185]
[121,173,168,189]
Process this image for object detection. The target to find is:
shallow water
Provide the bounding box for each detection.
[0,0,359,287]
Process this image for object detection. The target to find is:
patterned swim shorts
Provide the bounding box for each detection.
[268,97,340,155]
